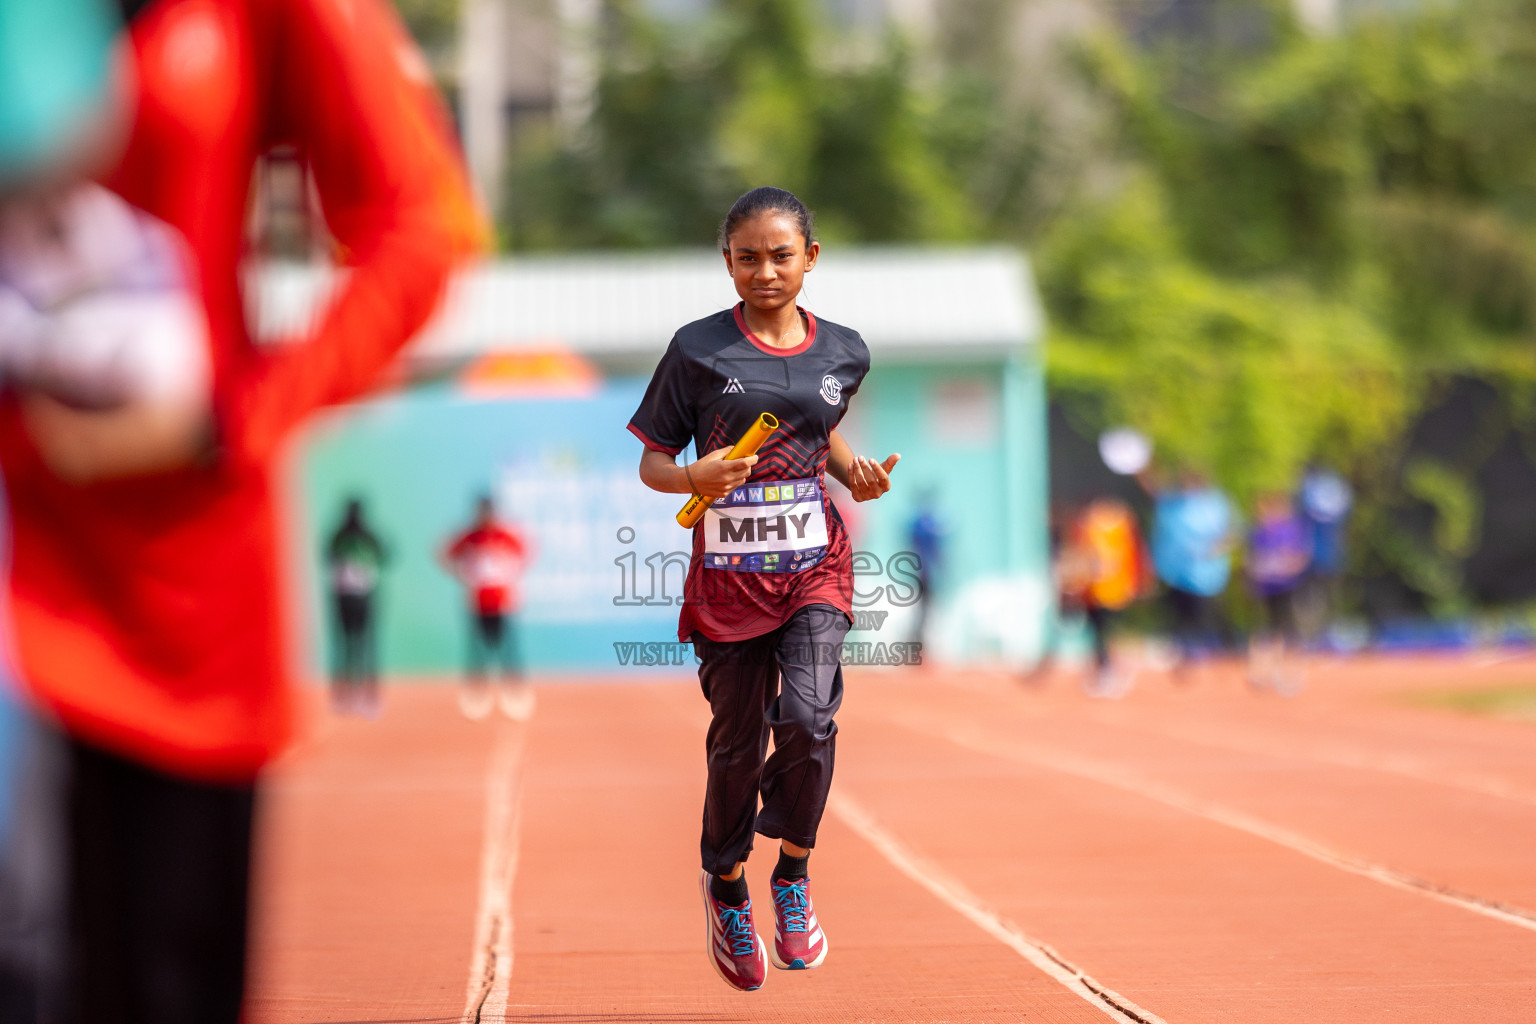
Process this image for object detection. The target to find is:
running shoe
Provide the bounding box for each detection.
[769,875,827,970]
[1082,666,1132,699]
[698,871,766,991]
[457,682,493,721]
[498,683,536,722]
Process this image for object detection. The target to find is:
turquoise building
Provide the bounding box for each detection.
[275,247,1049,677]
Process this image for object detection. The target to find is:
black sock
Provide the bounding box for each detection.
[710,872,750,906]
[774,849,809,882]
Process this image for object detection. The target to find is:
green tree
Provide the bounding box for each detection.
[504,0,976,249]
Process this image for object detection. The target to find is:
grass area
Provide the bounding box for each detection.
[1409,684,1536,723]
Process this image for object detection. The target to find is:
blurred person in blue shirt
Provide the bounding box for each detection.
[906,488,946,649]
[1151,469,1236,677]
[1246,491,1313,695]
[1297,465,1354,640]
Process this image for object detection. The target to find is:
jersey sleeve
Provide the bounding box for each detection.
[627,336,695,456]
[841,329,872,401]
[222,0,488,466]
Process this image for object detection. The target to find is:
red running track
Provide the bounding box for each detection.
[247,657,1536,1023]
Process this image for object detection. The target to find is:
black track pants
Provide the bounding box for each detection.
[65,738,255,1024]
[694,603,849,876]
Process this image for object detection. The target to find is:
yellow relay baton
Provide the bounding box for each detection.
[676,412,779,528]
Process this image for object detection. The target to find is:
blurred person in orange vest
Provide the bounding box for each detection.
[443,494,536,722]
[1069,498,1151,697]
[0,0,484,1019]
[1033,498,1150,696]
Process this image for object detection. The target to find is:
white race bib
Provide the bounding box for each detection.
[702,477,828,573]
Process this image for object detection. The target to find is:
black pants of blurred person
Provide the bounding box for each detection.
[911,572,932,646]
[0,711,70,1024]
[65,737,254,1024]
[693,604,848,877]
[1259,589,1301,644]
[332,592,376,689]
[468,611,520,680]
[1164,586,1223,662]
[1085,604,1117,669]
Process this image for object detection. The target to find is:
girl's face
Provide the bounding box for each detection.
[722,212,819,314]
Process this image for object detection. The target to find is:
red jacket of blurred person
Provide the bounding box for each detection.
[0,0,485,781]
[445,524,532,616]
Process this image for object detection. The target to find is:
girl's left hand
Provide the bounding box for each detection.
[848,453,900,502]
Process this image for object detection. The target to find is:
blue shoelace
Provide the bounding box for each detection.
[718,903,757,957]
[773,879,809,933]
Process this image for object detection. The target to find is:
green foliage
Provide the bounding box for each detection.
[1043,177,1412,501]
[478,0,1536,610]
[1039,0,1536,609]
[505,0,976,248]
[391,0,459,55]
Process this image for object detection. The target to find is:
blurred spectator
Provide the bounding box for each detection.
[1246,491,1313,695]
[906,487,946,649]
[1297,465,1354,641]
[443,495,535,721]
[1034,499,1150,696]
[0,179,212,1024]
[0,1,483,1021]
[1074,498,1151,697]
[0,1,136,1018]
[1150,470,1236,679]
[326,498,387,717]
[1031,502,1091,684]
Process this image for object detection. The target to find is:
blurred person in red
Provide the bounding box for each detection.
[0,0,484,1020]
[442,494,535,722]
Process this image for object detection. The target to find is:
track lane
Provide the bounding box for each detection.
[907,665,1536,912]
[835,684,1536,1023]
[503,680,1112,1023]
[247,664,1536,1023]
[248,688,498,1024]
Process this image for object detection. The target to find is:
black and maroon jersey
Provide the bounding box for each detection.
[629,302,871,642]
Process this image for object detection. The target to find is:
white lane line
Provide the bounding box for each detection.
[888,711,1536,935]
[829,792,1170,1024]
[942,672,1536,807]
[461,723,528,1024]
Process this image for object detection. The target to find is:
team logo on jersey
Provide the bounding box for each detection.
[722,377,745,394]
[820,374,842,405]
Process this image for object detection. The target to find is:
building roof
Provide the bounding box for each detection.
[253,246,1044,365]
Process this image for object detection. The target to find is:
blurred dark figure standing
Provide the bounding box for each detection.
[327,498,387,716]
[1246,492,1314,696]
[443,495,535,722]
[1150,470,1236,680]
[0,0,483,1020]
[1296,465,1354,643]
[906,488,946,650]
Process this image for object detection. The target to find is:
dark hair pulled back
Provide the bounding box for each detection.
[718,186,816,250]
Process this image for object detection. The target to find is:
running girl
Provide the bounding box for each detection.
[628,187,899,992]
